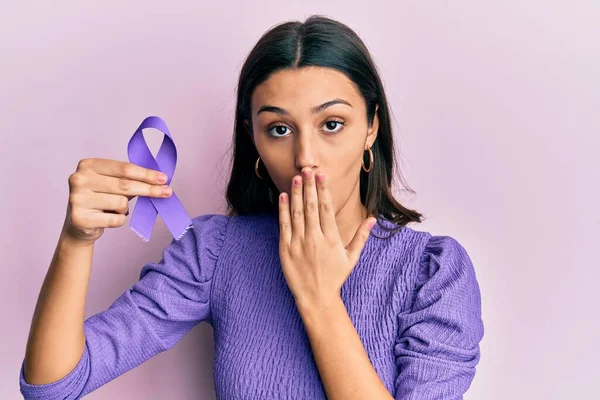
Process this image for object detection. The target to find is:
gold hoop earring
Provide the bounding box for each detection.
[255,156,268,179]
[362,147,374,173]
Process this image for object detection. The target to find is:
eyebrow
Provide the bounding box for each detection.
[256,98,353,117]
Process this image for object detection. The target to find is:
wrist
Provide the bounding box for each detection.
[59,229,96,249]
[295,293,344,319]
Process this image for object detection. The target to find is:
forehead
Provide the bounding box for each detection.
[251,67,363,114]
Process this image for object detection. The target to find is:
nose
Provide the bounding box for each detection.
[294,131,318,174]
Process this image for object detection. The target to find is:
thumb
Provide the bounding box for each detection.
[345,217,377,263]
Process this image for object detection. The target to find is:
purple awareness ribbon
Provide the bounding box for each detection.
[127,116,193,242]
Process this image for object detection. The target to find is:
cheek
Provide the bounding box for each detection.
[271,174,296,195]
[322,175,346,200]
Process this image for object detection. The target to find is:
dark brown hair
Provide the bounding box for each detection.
[223,15,424,238]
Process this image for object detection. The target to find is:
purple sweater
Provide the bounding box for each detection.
[19,211,484,399]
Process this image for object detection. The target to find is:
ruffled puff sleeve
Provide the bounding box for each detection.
[394,235,484,400]
[19,213,229,400]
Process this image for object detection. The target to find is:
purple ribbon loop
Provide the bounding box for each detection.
[127,116,193,242]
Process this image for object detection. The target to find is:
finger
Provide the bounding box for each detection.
[75,192,130,214]
[346,217,377,265]
[290,174,305,240]
[85,210,128,228]
[302,168,321,236]
[105,209,129,217]
[278,192,291,246]
[315,172,339,239]
[81,158,168,185]
[91,174,172,199]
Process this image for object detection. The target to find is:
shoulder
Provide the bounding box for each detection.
[409,232,483,325]
[396,230,484,343]
[152,213,232,281]
[187,211,278,255]
[190,213,231,229]
[382,220,477,281]
[210,211,279,242]
[190,213,231,236]
[417,233,478,286]
[186,213,232,257]
[385,223,481,307]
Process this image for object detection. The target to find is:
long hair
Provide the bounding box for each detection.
[223,15,424,238]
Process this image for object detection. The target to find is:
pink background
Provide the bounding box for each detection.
[1,1,598,399]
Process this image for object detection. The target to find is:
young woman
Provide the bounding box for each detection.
[20,15,484,399]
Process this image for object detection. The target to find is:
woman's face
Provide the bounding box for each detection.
[245,67,379,216]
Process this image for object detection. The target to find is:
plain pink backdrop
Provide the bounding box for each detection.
[1,1,598,399]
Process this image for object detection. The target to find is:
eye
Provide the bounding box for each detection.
[322,119,345,134]
[267,125,291,138]
[266,119,346,138]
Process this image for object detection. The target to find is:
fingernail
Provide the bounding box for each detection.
[368,219,376,229]
[162,186,172,195]
[158,173,167,183]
